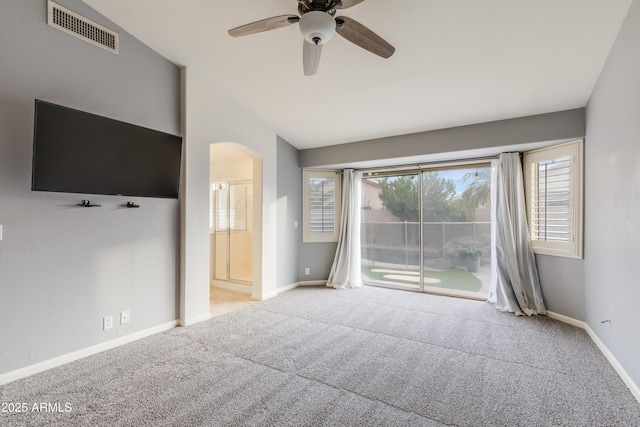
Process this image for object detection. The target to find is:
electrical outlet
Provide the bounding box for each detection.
[305,267,310,275]
[120,310,130,324]
[103,315,113,330]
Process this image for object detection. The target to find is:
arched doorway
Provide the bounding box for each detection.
[209,143,262,303]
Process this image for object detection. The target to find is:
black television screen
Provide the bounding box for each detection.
[32,100,182,199]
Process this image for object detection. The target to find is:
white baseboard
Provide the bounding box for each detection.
[297,280,327,287]
[583,323,640,404]
[179,312,212,327]
[0,320,178,386]
[274,280,327,294]
[259,291,277,300]
[276,282,300,293]
[547,311,640,404]
[546,310,585,328]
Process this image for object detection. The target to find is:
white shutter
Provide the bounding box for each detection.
[309,177,336,233]
[530,156,571,242]
[524,140,583,259]
[303,170,341,242]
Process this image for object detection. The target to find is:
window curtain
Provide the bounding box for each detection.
[327,169,363,289]
[489,153,546,315]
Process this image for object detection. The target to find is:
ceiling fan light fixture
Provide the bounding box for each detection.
[299,11,335,45]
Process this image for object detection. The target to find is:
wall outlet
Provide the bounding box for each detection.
[120,310,130,324]
[305,267,310,275]
[103,315,113,330]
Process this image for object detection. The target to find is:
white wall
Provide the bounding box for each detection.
[0,0,180,375]
[585,0,640,390]
[180,68,280,325]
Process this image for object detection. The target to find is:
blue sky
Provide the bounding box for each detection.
[437,169,477,195]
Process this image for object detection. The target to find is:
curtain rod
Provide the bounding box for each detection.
[353,154,505,175]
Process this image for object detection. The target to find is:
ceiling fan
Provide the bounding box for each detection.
[228,0,395,76]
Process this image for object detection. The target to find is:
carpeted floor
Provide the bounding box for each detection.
[2,285,639,426]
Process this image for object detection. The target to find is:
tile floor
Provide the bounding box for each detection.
[210,286,256,317]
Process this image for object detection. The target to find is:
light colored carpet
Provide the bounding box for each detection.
[1,286,639,426]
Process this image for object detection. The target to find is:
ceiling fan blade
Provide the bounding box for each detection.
[228,15,299,37]
[303,40,323,76]
[335,16,395,58]
[336,0,367,9]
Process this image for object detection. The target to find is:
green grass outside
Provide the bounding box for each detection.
[362,266,483,292]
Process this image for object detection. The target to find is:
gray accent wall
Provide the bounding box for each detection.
[535,255,585,320]
[300,109,585,168]
[0,1,180,375]
[300,242,338,282]
[276,137,301,288]
[585,0,640,389]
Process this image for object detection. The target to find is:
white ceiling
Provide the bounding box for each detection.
[83,0,632,150]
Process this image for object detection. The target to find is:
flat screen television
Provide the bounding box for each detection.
[32,99,182,199]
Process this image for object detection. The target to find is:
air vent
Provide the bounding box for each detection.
[47,1,119,54]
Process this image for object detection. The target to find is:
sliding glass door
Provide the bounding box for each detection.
[361,164,492,299]
[421,167,491,298]
[361,173,421,290]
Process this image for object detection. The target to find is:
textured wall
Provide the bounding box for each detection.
[585,0,640,390]
[0,0,181,374]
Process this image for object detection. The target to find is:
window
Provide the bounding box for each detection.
[524,140,583,259]
[211,182,248,232]
[303,169,341,242]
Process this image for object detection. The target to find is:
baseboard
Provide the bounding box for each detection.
[583,323,640,404]
[211,280,252,294]
[547,311,640,404]
[179,312,212,327]
[546,310,586,328]
[297,280,327,287]
[0,320,178,386]
[275,280,326,295]
[276,282,300,293]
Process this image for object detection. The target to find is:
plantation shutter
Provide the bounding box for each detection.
[524,140,583,259]
[212,183,234,231]
[303,170,341,242]
[529,157,571,242]
[309,177,336,234]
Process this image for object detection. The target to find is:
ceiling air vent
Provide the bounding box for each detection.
[47,0,119,54]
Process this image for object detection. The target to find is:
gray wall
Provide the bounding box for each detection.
[0,1,180,375]
[299,242,337,282]
[298,109,587,317]
[276,137,301,287]
[535,255,584,320]
[585,0,640,388]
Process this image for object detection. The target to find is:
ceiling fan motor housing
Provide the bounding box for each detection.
[299,11,336,45]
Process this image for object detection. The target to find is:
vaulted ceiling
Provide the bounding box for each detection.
[83,0,632,149]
